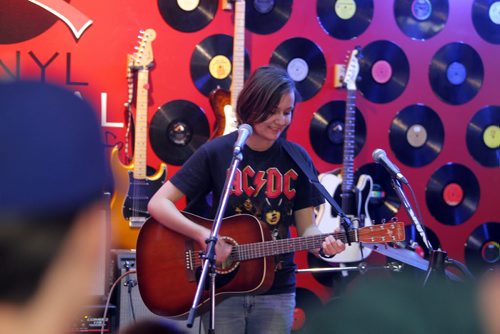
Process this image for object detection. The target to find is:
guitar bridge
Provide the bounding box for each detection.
[129,217,147,228]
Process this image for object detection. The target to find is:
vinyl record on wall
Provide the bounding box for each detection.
[394,0,449,40]
[190,34,251,96]
[465,222,499,274]
[429,42,484,105]
[316,0,374,40]
[472,0,500,44]
[157,0,217,32]
[466,106,500,167]
[404,225,440,259]
[309,100,367,163]
[149,100,210,166]
[389,104,444,167]
[357,163,401,222]
[270,37,326,101]
[358,40,410,103]
[425,163,480,225]
[245,0,292,34]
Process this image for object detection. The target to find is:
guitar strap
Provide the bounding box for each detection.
[282,140,353,236]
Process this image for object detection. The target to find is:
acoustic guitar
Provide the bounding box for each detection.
[315,48,374,263]
[209,0,246,138]
[136,211,405,318]
[110,29,167,249]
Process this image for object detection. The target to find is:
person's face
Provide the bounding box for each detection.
[252,91,294,145]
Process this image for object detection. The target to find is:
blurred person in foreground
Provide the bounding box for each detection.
[0,81,110,334]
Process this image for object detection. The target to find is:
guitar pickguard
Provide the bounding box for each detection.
[123,168,166,228]
[315,171,374,263]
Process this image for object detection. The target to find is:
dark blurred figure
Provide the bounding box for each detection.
[119,319,188,334]
[0,81,110,334]
[306,271,485,334]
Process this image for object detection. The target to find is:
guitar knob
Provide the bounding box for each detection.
[381,218,386,224]
[391,217,398,222]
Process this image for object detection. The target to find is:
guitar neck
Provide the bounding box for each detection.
[342,89,356,195]
[232,230,358,261]
[230,0,245,114]
[133,69,149,180]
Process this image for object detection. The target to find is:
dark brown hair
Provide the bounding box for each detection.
[236,66,297,126]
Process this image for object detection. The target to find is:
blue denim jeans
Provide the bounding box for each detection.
[202,293,296,334]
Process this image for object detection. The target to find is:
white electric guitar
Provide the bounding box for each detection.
[315,48,374,263]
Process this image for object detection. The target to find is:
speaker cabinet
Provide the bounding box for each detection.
[112,249,202,333]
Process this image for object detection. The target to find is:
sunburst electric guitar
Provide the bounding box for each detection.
[315,48,374,263]
[110,29,167,249]
[136,212,405,318]
[208,0,245,138]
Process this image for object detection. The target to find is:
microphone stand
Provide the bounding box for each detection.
[389,178,474,285]
[186,151,243,331]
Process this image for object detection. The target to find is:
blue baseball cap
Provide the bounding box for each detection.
[0,81,112,216]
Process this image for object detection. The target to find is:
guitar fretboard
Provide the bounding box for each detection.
[342,89,356,194]
[232,231,358,261]
[133,69,149,180]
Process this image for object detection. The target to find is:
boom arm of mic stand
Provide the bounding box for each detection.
[390,178,433,252]
[186,152,243,329]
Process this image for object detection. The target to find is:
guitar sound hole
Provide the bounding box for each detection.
[195,236,240,291]
[195,264,239,291]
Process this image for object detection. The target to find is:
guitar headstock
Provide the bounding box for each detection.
[358,221,406,243]
[131,28,156,69]
[343,46,361,91]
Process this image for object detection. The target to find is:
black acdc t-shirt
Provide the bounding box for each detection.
[170,131,324,294]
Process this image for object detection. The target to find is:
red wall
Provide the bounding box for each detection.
[1,0,498,326]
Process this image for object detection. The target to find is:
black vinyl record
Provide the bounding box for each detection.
[270,37,326,101]
[404,225,440,259]
[472,0,500,44]
[357,163,401,223]
[389,104,444,167]
[316,0,374,40]
[157,0,217,32]
[190,34,251,96]
[394,0,449,40]
[429,42,484,105]
[466,106,500,167]
[309,100,367,163]
[465,222,499,274]
[245,0,292,34]
[150,100,210,166]
[425,163,480,225]
[358,40,410,104]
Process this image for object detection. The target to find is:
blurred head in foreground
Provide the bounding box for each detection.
[0,81,111,334]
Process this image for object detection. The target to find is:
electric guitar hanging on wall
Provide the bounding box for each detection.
[110,29,167,249]
[315,48,374,263]
[136,212,405,318]
[208,0,246,138]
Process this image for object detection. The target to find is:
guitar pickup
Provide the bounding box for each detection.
[129,217,147,228]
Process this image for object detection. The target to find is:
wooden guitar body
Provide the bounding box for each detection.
[208,88,230,139]
[136,212,274,318]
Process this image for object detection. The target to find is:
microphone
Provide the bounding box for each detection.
[372,148,408,185]
[233,124,253,155]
